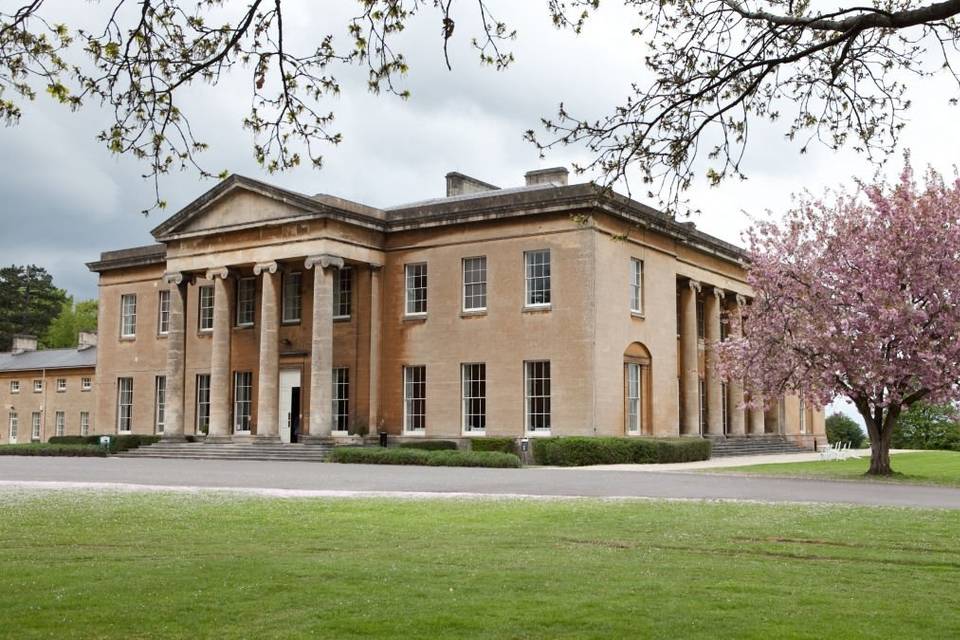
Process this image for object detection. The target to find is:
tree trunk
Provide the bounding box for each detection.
[856,403,896,476]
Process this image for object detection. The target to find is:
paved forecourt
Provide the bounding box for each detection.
[1,457,959,509]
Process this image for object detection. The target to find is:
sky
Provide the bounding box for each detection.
[3,1,959,424]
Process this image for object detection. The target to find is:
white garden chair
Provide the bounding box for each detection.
[818,442,840,461]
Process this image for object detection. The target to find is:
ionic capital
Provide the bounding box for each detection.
[735,294,747,308]
[205,267,230,281]
[687,279,702,294]
[163,272,184,286]
[711,287,725,302]
[253,261,279,276]
[305,254,345,271]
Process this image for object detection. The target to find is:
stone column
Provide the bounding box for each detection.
[750,399,766,435]
[704,287,724,436]
[368,264,383,436]
[162,273,189,441]
[304,254,343,441]
[254,261,280,443]
[727,295,747,436]
[207,268,233,442]
[679,279,701,435]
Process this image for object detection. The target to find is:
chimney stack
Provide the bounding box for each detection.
[524,167,569,187]
[11,334,37,354]
[78,331,98,350]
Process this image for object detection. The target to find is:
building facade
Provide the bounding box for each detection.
[56,167,824,447]
[0,335,97,443]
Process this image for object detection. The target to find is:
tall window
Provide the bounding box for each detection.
[80,411,90,436]
[332,368,350,432]
[334,268,352,319]
[120,294,137,338]
[461,363,486,433]
[56,378,66,392]
[236,277,256,326]
[117,377,133,433]
[233,372,253,432]
[81,377,92,392]
[405,263,428,315]
[722,383,730,434]
[195,374,211,435]
[158,289,170,335]
[462,257,487,312]
[31,411,41,440]
[524,250,551,307]
[403,366,426,432]
[8,412,18,442]
[55,411,65,437]
[625,363,642,433]
[696,297,705,339]
[198,285,214,331]
[282,272,303,323]
[154,376,166,434]
[9,380,18,394]
[33,379,42,393]
[698,379,707,434]
[525,361,551,432]
[799,398,807,434]
[630,258,643,314]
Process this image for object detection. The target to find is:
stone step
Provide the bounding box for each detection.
[118,442,335,462]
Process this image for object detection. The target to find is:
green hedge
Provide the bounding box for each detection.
[48,435,161,454]
[0,443,107,457]
[469,437,517,454]
[328,447,521,468]
[397,440,459,451]
[532,437,711,466]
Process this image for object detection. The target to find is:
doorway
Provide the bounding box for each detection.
[279,369,302,444]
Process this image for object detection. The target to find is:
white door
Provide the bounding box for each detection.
[278,369,301,444]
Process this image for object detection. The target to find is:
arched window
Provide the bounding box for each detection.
[624,343,652,435]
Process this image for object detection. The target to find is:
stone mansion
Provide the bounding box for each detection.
[0,167,825,447]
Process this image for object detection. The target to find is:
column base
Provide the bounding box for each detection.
[161,433,188,442]
[253,434,281,444]
[205,434,233,444]
[301,435,336,445]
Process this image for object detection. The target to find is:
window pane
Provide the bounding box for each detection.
[462,363,486,432]
[403,366,426,431]
[117,378,133,433]
[282,272,302,322]
[630,258,643,313]
[196,374,211,434]
[332,368,350,431]
[236,277,256,326]
[155,376,166,433]
[158,290,170,334]
[463,257,487,311]
[334,269,352,318]
[198,286,214,331]
[121,294,137,337]
[626,363,641,433]
[525,361,551,432]
[405,264,428,315]
[233,372,253,432]
[525,250,551,306]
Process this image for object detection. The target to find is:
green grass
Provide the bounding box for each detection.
[1,492,959,638]
[0,443,106,457]
[713,451,960,487]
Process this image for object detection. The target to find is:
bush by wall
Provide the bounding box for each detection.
[469,437,517,454]
[328,447,521,468]
[532,437,711,466]
[0,443,107,457]
[49,435,160,453]
[397,440,459,451]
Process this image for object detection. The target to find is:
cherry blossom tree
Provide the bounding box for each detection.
[718,161,960,475]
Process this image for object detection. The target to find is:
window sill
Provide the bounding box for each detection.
[402,430,426,436]
[234,324,255,331]
[281,320,302,326]
[522,305,552,314]
[403,314,427,323]
[630,311,645,320]
[462,431,486,437]
[157,332,169,339]
[333,316,352,323]
[460,309,487,318]
[119,336,136,342]
[525,431,552,438]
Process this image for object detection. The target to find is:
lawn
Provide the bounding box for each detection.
[713,451,960,487]
[1,492,959,638]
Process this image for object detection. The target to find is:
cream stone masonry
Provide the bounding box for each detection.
[81,170,827,450]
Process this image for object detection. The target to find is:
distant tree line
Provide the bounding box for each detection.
[0,265,96,350]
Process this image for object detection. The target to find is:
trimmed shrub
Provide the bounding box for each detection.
[49,434,160,454]
[825,413,867,448]
[397,440,459,451]
[328,447,521,468]
[533,436,711,466]
[0,443,107,457]
[469,437,517,454]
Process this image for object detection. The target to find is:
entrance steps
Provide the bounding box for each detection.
[118,441,333,463]
[708,435,812,458]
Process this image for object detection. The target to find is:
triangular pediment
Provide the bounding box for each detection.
[151,175,326,240]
